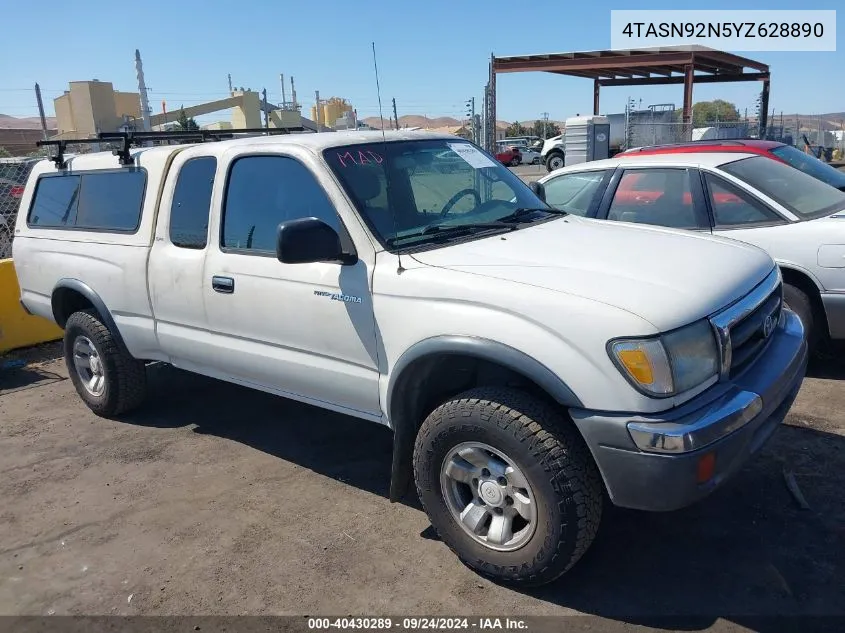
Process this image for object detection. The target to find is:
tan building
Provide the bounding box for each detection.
[53,80,142,139]
[311,97,353,128]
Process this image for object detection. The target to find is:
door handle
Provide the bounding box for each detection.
[212,276,235,294]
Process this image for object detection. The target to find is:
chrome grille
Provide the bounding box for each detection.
[729,285,782,376]
[710,268,783,381]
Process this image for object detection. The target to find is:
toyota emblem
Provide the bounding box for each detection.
[762,314,776,339]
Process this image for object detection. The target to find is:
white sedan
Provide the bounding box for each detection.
[518,147,542,165]
[534,152,845,353]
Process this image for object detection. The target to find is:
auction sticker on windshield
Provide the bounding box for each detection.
[448,143,496,169]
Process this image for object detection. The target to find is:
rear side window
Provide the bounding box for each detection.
[169,157,217,249]
[704,174,784,228]
[28,170,146,232]
[607,168,703,230]
[27,175,81,227]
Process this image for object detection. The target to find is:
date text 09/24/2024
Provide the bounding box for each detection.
[307,618,528,630]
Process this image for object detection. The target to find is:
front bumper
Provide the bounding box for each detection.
[569,308,808,512]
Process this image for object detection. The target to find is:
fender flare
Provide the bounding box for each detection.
[776,261,824,291]
[386,335,583,502]
[51,278,133,358]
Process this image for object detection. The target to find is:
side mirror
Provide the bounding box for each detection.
[529,181,546,203]
[276,217,356,265]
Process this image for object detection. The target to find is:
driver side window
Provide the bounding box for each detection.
[543,170,608,216]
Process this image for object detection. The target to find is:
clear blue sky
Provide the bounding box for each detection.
[1,0,842,126]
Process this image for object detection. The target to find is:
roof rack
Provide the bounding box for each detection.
[36,127,301,169]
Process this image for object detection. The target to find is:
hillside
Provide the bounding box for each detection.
[362,114,512,130]
[745,112,845,132]
[362,111,845,132]
[0,114,57,130]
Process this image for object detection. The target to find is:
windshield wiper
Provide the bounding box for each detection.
[386,221,516,247]
[501,207,568,223]
[421,221,517,235]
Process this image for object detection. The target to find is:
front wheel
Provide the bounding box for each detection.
[546,152,565,172]
[413,387,603,586]
[783,283,821,354]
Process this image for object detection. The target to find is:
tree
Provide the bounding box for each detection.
[675,100,740,126]
[175,107,199,131]
[532,119,561,139]
[505,122,529,137]
[0,146,11,158]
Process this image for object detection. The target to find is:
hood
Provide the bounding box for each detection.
[541,136,563,155]
[412,216,774,331]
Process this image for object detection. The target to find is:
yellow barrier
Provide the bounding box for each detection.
[0,259,63,354]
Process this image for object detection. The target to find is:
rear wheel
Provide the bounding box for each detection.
[509,157,519,167]
[64,309,147,417]
[413,387,603,586]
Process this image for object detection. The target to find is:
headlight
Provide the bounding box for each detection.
[609,320,719,397]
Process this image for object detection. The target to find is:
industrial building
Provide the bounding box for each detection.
[53,80,142,139]
[50,80,318,137]
[311,97,355,129]
[47,49,334,142]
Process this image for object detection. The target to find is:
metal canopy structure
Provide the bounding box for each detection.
[487,46,770,148]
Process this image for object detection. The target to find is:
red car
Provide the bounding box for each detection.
[496,146,522,167]
[618,139,845,191]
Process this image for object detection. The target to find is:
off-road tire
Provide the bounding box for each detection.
[413,386,603,586]
[783,283,820,354]
[545,152,565,172]
[64,309,147,417]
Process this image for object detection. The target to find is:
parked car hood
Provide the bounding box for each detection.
[412,216,774,331]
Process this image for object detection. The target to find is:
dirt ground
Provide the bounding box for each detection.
[1,341,844,629]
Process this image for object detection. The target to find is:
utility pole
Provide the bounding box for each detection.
[280,74,286,107]
[541,111,549,139]
[228,73,233,94]
[135,49,152,133]
[262,88,269,129]
[465,98,475,142]
[840,119,844,155]
[392,97,399,130]
[482,85,489,150]
[291,77,297,110]
[34,83,49,140]
[315,90,321,131]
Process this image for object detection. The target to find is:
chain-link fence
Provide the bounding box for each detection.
[0,157,37,259]
[625,120,766,149]
[626,122,693,149]
[621,119,829,151]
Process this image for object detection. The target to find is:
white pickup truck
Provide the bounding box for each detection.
[12,130,807,586]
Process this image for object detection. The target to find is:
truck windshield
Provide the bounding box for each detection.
[721,155,845,220]
[770,145,845,191]
[324,139,551,250]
